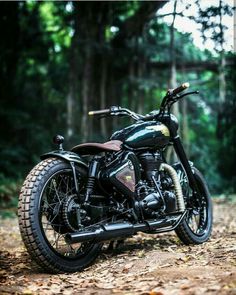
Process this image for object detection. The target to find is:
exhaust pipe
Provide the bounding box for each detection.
[65,213,185,244]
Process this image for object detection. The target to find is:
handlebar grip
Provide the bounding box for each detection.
[88,109,110,116]
[171,82,190,96]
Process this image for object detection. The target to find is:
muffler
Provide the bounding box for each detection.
[65,213,185,244]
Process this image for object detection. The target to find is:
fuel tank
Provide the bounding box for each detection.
[111,121,170,150]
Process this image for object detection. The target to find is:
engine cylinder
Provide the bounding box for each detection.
[138,152,163,183]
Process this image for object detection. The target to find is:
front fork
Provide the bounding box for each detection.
[173,135,201,196]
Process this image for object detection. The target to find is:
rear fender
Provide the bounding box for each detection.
[41,150,88,195]
[40,150,88,168]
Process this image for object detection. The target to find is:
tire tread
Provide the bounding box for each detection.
[18,158,101,273]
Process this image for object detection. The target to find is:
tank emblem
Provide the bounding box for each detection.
[146,125,170,136]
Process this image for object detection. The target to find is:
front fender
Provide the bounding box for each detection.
[40,150,88,168]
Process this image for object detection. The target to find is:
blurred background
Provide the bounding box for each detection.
[0,0,235,216]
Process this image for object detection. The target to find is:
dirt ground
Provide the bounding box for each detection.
[0,200,236,295]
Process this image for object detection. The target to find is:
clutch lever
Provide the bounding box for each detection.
[168,90,199,103]
[167,91,199,109]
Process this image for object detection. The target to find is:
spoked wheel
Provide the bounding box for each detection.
[18,158,103,273]
[40,169,94,258]
[175,167,213,244]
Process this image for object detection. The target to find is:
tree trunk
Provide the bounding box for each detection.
[129,60,136,111]
[79,4,96,142]
[66,90,74,139]
[137,59,145,115]
[66,38,78,140]
[166,0,178,163]
[181,98,190,155]
[99,4,110,140]
[216,0,226,139]
[169,0,178,115]
[100,57,108,139]
[137,26,148,116]
[219,54,226,105]
[219,0,226,105]
[66,2,79,141]
[81,42,92,142]
[180,65,190,156]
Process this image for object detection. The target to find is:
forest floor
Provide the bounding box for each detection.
[0,200,236,295]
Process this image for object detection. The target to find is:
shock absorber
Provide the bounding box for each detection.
[84,156,101,203]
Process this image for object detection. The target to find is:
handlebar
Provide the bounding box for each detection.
[88,82,198,122]
[88,106,142,120]
[167,82,190,96]
[88,109,110,116]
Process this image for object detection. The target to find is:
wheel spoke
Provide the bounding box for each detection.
[39,169,95,259]
[52,179,62,204]
[52,232,61,248]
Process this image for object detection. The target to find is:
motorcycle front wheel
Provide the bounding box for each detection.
[18,158,102,273]
[175,167,213,245]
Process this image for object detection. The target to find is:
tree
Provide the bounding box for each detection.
[0,0,235,198]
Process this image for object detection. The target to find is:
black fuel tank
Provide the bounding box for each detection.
[111,121,170,150]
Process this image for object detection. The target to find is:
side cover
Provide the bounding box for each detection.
[100,152,141,198]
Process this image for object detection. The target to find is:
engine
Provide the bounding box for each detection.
[138,152,163,182]
[101,151,178,219]
[135,152,177,218]
[135,180,176,218]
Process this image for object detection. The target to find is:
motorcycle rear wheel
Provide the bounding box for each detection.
[175,167,213,245]
[18,158,102,273]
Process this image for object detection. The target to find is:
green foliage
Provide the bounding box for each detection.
[196,0,233,51]
[217,55,236,192]
[0,0,235,212]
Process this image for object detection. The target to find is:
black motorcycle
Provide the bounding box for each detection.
[18,82,212,273]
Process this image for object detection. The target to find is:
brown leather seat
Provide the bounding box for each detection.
[71,140,122,155]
